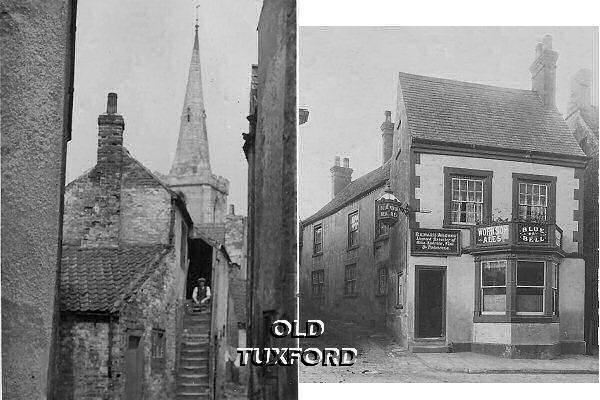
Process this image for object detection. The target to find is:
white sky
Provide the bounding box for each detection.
[67,0,261,213]
[299,26,597,219]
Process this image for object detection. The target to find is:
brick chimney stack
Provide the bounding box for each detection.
[380,110,394,164]
[330,156,353,199]
[567,69,592,114]
[530,34,559,108]
[84,93,125,247]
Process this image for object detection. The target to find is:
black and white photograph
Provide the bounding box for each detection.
[299,26,599,383]
[2,0,296,399]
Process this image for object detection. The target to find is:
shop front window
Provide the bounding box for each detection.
[481,260,507,314]
[516,260,545,314]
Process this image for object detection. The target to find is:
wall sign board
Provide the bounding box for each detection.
[411,228,461,256]
[476,224,510,246]
[517,223,548,244]
[376,199,401,225]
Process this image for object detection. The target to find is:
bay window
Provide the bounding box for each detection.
[481,260,507,314]
[476,257,560,321]
[516,261,545,314]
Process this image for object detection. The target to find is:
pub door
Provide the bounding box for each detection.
[124,333,144,400]
[415,266,446,338]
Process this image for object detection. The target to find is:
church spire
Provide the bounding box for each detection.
[169,15,210,177]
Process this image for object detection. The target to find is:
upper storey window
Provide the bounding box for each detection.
[313,224,323,255]
[512,173,556,222]
[348,211,359,248]
[451,177,484,224]
[444,167,493,227]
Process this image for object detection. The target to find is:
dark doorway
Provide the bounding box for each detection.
[124,333,143,400]
[415,266,446,338]
[186,238,213,300]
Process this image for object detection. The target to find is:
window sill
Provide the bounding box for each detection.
[347,245,360,252]
[443,222,475,230]
[473,314,558,324]
[343,293,359,298]
[312,252,323,258]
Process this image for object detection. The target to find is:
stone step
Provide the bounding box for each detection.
[410,340,449,353]
[179,365,209,374]
[182,340,209,348]
[180,358,209,367]
[178,382,210,391]
[181,349,209,357]
[177,391,210,399]
[178,373,209,385]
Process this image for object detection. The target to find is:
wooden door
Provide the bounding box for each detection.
[125,334,144,400]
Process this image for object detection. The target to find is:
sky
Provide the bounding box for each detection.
[67,0,261,213]
[299,26,598,219]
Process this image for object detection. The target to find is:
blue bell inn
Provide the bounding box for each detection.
[300,35,591,358]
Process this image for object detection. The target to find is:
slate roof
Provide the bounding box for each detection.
[303,161,390,226]
[60,244,170,314]
[398,72,586,158]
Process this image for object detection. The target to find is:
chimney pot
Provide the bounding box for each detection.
[384,110,391,122]
[229,204,235,215]
[334,156,340,166]
[535,42,543,57]
[342,157,349,168]
[107,93,118,114]
[542,34,553,50]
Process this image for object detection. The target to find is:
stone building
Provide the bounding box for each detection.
[300,116,393,326]
[1,1,76,398]
[564,68,599,354]
[243,0,297,398]
[55,94,233,399]
[301,35,588,359]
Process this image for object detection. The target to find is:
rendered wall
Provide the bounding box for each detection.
[1,1,74,398]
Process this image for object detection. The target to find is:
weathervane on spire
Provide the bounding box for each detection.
[195,4,200,32]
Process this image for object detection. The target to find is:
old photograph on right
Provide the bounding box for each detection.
[298,26,599,383]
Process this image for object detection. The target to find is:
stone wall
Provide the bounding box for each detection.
[1,0,75,398]
[245,0,297,398]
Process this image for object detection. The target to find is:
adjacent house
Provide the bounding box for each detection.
[564,68,599,354]
[300,35,588,359]
[56,94,233,399]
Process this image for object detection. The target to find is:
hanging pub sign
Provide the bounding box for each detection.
[411,228,461,256]
[517,223,548,244]
[376,187,403,226]
[476,224,510,246]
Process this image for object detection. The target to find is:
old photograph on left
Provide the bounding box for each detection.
[1,1,298,399]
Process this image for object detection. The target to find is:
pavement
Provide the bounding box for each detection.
[299,318,599,383]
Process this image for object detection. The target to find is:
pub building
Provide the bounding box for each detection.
[300,35,589,358]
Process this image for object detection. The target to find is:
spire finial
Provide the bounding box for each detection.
[195,4,200,32]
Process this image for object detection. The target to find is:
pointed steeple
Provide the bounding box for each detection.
[170,22,211,177]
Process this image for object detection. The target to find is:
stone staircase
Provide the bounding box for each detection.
[176,302,212,399]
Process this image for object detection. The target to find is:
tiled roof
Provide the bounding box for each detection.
[302,161,390,225]
[60,244,170,314]
[398,72,586,158]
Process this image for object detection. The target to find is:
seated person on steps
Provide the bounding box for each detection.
[192,277,211,308]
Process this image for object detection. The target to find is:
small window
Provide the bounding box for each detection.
[518,183,548,221]
[377,267,388,295]
[313,225,323,254]
[311,270,324,298]
[151,329,165,359]
[187,107,191,122]
[552,262,559,316]
[375,219,390,238]
[451,177,484,224]
[397,272,404,306]
[481,260,507,314]
[516,261,545,314]
[348,212,359,248]
[344,264,357,296]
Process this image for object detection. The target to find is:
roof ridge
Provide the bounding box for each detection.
[398,71,534,95]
